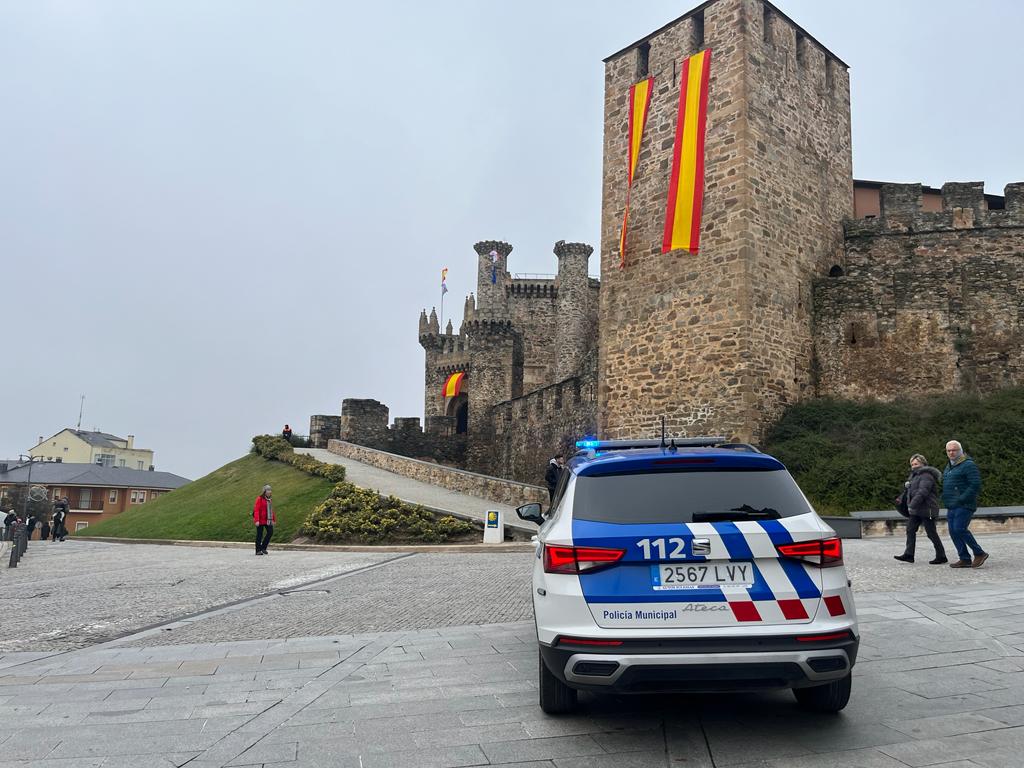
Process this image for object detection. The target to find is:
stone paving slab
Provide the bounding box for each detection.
[4,539,1024,765]
[3,594,1024,768]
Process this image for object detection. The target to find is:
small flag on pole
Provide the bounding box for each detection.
[441,267,449,295]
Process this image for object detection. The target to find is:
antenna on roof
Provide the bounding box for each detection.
[660,416,666,448]
[77,395,85,431]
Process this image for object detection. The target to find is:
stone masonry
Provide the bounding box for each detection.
[599,0,851,445]
[316,0,1023,484]
[816,182,1024,398]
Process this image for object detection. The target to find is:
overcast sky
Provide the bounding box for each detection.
[2,0,1021,480]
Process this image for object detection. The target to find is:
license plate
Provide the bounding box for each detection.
[652,563,752,590]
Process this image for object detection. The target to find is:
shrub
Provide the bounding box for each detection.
[300,482,475,544]
[762,387,1024,515]
[251,434,346,483]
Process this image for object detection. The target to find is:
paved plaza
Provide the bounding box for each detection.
[3,537,1024,766]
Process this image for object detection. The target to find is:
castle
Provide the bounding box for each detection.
[311,0,1024,486]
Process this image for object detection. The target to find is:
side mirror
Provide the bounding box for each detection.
[516,502,545,525]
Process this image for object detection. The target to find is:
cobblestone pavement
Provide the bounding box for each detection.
[0,540,395,653]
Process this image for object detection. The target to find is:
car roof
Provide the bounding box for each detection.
[569,446,785,477]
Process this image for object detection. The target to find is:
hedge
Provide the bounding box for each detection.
[300,482,475,544]
[251,435,346,483]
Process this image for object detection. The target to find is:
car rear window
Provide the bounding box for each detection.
[571,469,814,523]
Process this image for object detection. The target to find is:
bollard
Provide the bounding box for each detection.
[483,509,504,544]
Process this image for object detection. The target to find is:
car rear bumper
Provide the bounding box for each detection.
[540,634,858,693]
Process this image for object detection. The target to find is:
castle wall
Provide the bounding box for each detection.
[486,350,599,485]
[338,399,466,464]
[598,0,852,443]
[309,415,341,448]
[506,279,559,392]
[815,182,1024,398]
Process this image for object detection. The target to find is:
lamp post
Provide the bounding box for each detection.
[17,454,41,519]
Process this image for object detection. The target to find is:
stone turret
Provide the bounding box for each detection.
[554,241,595,380]
[473,240,512,319]
[427,307,439,335]
[463,293,476,325]
[418,308,428,336]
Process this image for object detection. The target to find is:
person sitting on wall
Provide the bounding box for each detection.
[544,453,566,502]
[282,424,293,444]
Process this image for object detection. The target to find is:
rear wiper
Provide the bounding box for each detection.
[691,505,780,522]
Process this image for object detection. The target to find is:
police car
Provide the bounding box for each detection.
[516,437,858,715]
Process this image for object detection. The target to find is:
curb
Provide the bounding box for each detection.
[73,536,534,553]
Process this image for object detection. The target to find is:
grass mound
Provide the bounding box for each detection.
[301,483,476,544]
[763,386,1024,515]
[80,453,334,542]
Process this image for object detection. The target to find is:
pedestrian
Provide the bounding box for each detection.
[2,508,14,541]
[282,424,293,444]
[253,484,276,556]
[942,440,987,569]
[40,517,51,542]
[25,514,37,541]
[52,498,69,542]
[893,453,948,565]
[544,453,565,502]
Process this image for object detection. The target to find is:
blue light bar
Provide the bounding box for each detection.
[575,439,601,449]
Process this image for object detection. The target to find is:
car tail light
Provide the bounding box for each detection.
[796,630,854,643]
[543,544,625,574]
[557,636,623,647]
[776,538,843,567]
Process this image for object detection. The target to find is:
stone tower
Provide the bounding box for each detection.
[553,240,595,381]
[599,0,853,442]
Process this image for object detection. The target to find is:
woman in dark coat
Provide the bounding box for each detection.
[894,453,948,564]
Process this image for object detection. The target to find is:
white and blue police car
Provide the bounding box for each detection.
[516,437,858,715]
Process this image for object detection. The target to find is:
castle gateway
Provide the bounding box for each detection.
[314,0,1024,486]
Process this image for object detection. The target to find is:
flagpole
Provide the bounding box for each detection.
[440,286,444,331]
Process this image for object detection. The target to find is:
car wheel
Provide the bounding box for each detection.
[538,649,578,715]
[793,673,852,713]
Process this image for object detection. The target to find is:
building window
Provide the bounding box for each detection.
[52,488,62,499]
[693,11,705,48]
[131,490,147,504]
[636,42,650,79]
[138,461,144,470]
[76,521,89,531]
[119,459,126,467]
[109,489,118,503]
[95,454,115,467]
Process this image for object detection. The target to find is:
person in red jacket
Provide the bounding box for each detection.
[253,485,276,555]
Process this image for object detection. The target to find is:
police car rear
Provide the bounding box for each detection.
[517,438,858,715]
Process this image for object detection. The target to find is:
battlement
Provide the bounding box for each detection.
[507,278,556,299]
[845,182,1024,237]
[490,375,595,439]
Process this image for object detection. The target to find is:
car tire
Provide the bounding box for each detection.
[793,673,852,713]
[538,649,578,715]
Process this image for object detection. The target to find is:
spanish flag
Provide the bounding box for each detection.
[619,77,654,269]
[662,49,711,255]
[442,371,465,398]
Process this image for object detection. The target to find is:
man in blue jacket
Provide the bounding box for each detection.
[942,440,987,569]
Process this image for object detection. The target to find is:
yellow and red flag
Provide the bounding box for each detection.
[619,76,653,269]
[662,49,711,255]
[442,371,465,398]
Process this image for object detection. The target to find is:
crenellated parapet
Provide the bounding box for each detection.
[845,182,1024,237]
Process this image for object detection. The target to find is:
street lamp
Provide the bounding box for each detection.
[17,454,42,519]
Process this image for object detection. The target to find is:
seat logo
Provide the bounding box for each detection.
[692,538,711,556]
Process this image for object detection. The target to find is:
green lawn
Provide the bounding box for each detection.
[79,453,335,542]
